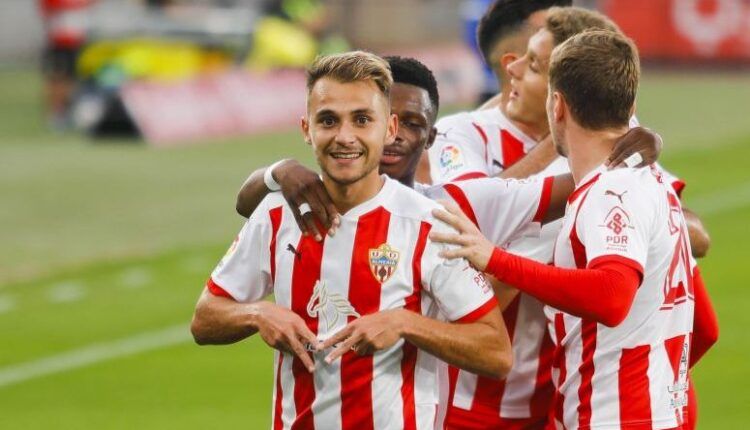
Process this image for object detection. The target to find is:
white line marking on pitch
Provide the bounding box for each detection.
[118,267,153,289]
[0,324,191,389]
[0,295,15,314]
[47,281,86,303]
[687,180,750,216]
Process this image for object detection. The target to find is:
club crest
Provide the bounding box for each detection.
[369,243,400,283]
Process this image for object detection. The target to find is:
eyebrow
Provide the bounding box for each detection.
[314,107,376,118]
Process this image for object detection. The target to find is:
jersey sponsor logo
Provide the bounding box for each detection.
[600,206,633,251]
[306,280,360,331]
[473,270,491,294]
[439,145,464,173]
[604,189,627,204]
[369,243,400,283]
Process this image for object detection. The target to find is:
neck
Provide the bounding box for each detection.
[323,170,385,214]
[565,124,629,184]
[498,87,549,143]
[399,173,415,188]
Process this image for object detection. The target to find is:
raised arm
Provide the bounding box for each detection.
[235,159,340,240]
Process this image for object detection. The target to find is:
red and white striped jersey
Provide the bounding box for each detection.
[548,165,694,430]
[424,174,559,429]
[428,107,536,183]
[208,176,498,430]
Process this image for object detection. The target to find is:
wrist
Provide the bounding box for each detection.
[264,159,289,191]
[396,308,416,339]
[486,247,508,280]
[245,301,270,331]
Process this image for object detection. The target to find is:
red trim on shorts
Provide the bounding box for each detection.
[454,296,499,323]
[443,183,479,227]
[341,207,391,430]
[533,176,555,223]
[618,344,652,425]
[401,221,431,430]
[453,172,488,181]
[206,278,234,300]
[289,230,326,429]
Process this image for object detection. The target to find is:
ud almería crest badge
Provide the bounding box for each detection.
[369,243,400,283]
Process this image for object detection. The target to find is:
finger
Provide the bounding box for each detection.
[302,187,331,232]
[296,323,320,351]
[313,184,339,228]
[301,212,323,242]
[287,196,311,236]
[429,230,468,246]
[431,207,463,230]
[287,336,315,372]
[326,333,360,364]
[320,325,353,350]
[438,247,471,260]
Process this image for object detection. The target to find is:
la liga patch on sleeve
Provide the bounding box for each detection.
[439,145,465,174]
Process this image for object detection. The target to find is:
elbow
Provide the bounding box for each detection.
[599,305,630,328]
[690,233,711,259]
[486,350,513,380]
[235,197,250,218]
[190,315,210,345]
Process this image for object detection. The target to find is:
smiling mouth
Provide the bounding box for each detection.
[330,151,363,160]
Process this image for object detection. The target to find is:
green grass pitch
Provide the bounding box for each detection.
[0,68,748,428]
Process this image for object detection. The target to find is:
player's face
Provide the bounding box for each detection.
[505,28,553,133]
[379,83,436,183]
[303,78,397,186]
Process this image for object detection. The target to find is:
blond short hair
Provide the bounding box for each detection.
[549,30,640,130]
[306,51,393,98]
[545,6,621,47]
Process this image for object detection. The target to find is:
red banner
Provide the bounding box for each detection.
[600,0,750,61]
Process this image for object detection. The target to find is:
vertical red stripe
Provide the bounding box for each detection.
[552,313,567,427]
[273,353,285,430]
[500,129,525,168]
[576,321,598,429]
[529,329,555,421]
[532,176,555,223]
[341,207,391,430]
[269,207,283,284]
[472,122,489,161]
[289,233,325,430]
[401,221,431,430]
[619,345,652,425]
[469,295,521,416]
[443,183,479,227]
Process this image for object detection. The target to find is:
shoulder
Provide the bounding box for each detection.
[385,180,444,221]
[585,167,661,210]
[248,192,289,223]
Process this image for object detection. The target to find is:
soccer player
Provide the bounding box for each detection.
[191,51,517,429]
[431,29,716,430]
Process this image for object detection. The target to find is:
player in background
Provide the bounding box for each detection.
[432,29,718,430]
[416,0,711,259]
[192,51,516,430]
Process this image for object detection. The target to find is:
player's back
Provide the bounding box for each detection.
[550,166,694,429]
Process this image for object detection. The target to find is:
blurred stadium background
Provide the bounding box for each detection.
[0,0,748,428]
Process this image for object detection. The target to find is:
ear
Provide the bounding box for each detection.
[300,116,312,145]
[499,52,518,72]
[552,91,566,123]
[425,126,437,150]
[386,113,398,144]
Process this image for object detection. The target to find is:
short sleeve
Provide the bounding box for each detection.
[653,162,686,198]
[428,114,491,183]
[420,218,497,322]
[208,203,275,302]
[577,176,653,276]
[434,176,554,246]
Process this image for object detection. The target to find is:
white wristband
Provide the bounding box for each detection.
[264,159,287,192]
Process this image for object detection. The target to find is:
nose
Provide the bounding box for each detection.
[334,120,357,145]
[507,57,522,80]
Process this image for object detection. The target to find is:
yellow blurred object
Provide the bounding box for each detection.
[77,39,232,83]
[245,17,318,69]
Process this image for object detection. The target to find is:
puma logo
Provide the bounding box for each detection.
[436,128,452,138]
[605,190,627,204]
